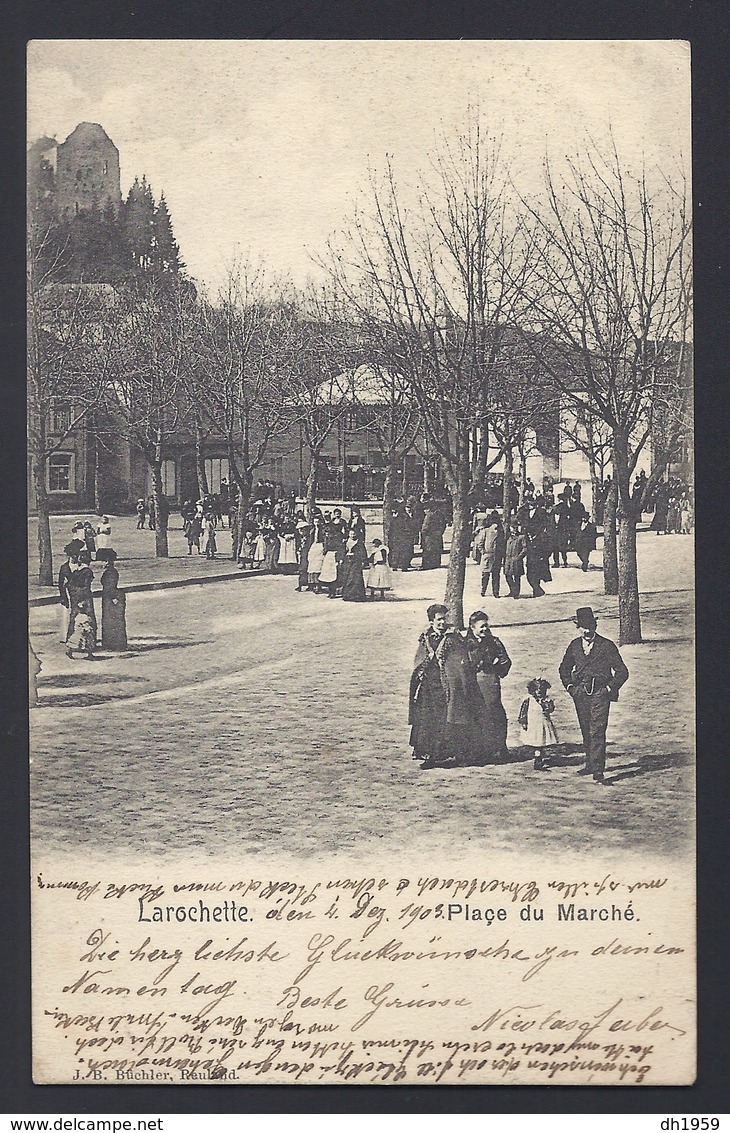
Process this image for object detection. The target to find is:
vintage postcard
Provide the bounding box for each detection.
[27,40,694,1086]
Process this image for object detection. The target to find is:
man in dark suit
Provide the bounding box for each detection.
[559,607,629,783]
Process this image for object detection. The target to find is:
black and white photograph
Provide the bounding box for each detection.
[26,39,695,1087]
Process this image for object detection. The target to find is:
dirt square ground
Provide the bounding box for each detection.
[29,528,694,860]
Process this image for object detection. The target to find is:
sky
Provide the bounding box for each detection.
[27,40,691,294]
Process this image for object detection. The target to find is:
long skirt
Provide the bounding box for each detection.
[475,673,509,760]
[101,589,128,650]
[319,550,339,585]
[421,536,443,570]
[367,563,392,590]
[307,542,324,575]
[409,668,447,762]
[341,561,366,602]
[68,594,97,643]
[278,535,299,574]
[58,604,71,643]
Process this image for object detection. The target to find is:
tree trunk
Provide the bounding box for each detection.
[470,426,489,494]
[502,444,514,525]
[443,459,471,630]
[518,450,527,506]
[150,460,169,558]
[234,479,252,558]
[602,478,618,596]
[382,456,399,547]
[93,423,102,514]
[33,451,54,586]
[195,424,209,498]
[590,471,602,524]
[617,509,641,644]
[305,451,318,522]
[613,433,642,644]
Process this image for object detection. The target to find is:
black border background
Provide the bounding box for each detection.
[3,0,728,1115]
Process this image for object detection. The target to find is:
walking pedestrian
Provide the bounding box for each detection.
[64,599,97,660]
[100,552,128,651]
[204,517,218,559]
[306,522,325,592]
[518,678,559,770]
[57,541,83,643]
[479,513,506,598]
[66,557,97,645]
[347,505,367,543]
[526,527,551,598]
[558,607,629,784]
[366,538,392,599]
[389,504,418,571]
[504,522,528,599]
[95,516,113,561]
[464,610,512,762]
[187,512,203,555]
[575,516,598,571]
[420,503,447,570]
[341,530,369,602]
[135,498,146,529]
[409,604,450,767]
[295,522,312,592]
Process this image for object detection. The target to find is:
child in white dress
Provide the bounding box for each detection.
[65,599,97,661]
[366,539,392,599]
[518,677,559,770]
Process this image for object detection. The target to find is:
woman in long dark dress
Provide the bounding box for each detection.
[67,561,97,644]
[409,604,450,767]
[464,610,512,762]
[100,553,128,650]
[420,505,447,570]
[340,532,369,601]
[347,506,367,543]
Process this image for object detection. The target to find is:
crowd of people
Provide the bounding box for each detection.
[470,481,597,600]
[172,486,454,601]
[409,601,629,783]
[649,477,694,535]
[48,470,691,674]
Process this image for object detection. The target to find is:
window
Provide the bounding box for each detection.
[48,453,74,493]
[50,400,72,434]
[204,458,230,494]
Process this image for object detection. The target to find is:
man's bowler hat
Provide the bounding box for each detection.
[574,607,597,629]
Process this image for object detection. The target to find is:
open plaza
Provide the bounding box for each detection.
[28,514,694,860]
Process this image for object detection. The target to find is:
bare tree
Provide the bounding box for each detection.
[485,345,559,521]
[27,229,122,584]
[332,340,421,546]
[518,143,692,643]
[192,264,294,555]
[106,277,195,557]
[278,289,353,521]
[330,123,534,627]
[558,396,618,592]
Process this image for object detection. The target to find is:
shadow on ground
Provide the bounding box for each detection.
[39,672,148,688]
[604,749,692,785]
[36,690,148,708]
